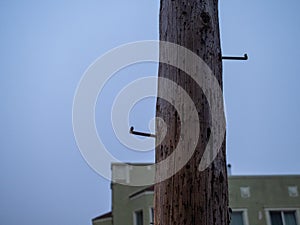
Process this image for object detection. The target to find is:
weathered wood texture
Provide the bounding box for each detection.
[155,0,229,225]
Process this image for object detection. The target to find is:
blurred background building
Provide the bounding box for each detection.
[92,164,300,225]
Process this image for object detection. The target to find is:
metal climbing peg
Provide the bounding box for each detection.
[222,53,248,60]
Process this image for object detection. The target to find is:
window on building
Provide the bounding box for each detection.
[134,210,143,225]
[270,211,298,225]
[230,211,245,225]
[150,207,154,224]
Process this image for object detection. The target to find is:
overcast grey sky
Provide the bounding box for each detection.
[1,1,300,225]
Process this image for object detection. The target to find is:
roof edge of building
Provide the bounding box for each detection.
[92,212,112,222]
[129,185,154,199]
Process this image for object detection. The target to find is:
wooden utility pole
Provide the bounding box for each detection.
[155,0,229,225]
